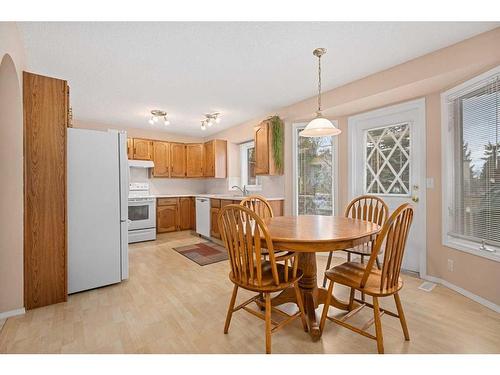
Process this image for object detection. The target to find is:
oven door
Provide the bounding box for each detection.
[128,198,156,230]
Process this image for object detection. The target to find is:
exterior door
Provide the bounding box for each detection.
[348,98,426,273]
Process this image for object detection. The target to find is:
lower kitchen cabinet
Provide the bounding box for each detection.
[179,197,195,230]
[210,207,221,239]
[157,197,196,233]
[157,203,178,233]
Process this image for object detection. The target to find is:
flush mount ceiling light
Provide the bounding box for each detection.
[148,109,170,126]
[200,112,221,130]
[300,48,341,137]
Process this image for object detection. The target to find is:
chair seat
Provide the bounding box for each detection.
[230,262,302,293]
[325,262,403,297]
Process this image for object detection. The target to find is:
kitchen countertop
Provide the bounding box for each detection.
[153,193,285,201]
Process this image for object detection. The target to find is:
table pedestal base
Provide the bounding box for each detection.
[269,252,351,341]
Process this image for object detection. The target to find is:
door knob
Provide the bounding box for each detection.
[411,195,419,203]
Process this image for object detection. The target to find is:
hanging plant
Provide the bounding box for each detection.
[269,115,284,172]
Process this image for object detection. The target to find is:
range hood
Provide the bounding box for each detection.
[128,160,154,168]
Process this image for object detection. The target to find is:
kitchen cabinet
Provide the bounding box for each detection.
[269,200,284,216]
[157,197,195,233]
[254,119,284,176]
[179,197,194,230]
[152,141,170,177]
[186,143,204,177]
[170,142,187,177]
[203,140,227,178]
[210,208,221,239]
[127,138,133,159]
[133,138,153,160]
[157,199,178,233]
[24,71,68,309]
[210,199,221,238]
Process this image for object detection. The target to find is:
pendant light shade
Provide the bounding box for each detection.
[300,113,341,137]
[300,48,341,138]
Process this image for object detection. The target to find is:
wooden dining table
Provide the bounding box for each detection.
[261,215,381,341]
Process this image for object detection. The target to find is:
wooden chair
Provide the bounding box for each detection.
[322,195,389,288]
[319,203,414,354]
[240,195,274,219]
[218,204,308,354]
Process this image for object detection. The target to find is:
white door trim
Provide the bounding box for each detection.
[292,122,339,216]
[348,98,427,276]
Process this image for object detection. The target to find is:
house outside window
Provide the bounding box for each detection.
[240,141,261,189]
[441,66,500,261]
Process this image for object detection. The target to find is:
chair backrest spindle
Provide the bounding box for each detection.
[219,204,292,288]
[240,195,274,219]
[360,204,414,291]
[345,195,389,226]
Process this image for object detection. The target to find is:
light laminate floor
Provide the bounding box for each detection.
[1,231,499,354]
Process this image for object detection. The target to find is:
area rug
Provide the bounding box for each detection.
[172,241,228,266]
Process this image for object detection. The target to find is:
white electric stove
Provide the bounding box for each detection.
[128,182,156,243]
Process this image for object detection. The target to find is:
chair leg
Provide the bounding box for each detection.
[372,296,384,354]
[293,283,308,332]
[361,255,364,264]
[394,293,410,341]
[347,252,351,262]
[322,251,334,287]
[348,288,355,310]
[319,280,334,333]
[224,285,238,334]
[265,292,272,354]
[375,256,381,270]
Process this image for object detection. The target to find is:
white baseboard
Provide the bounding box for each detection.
[423,275,500,313]
[0,307,25,320]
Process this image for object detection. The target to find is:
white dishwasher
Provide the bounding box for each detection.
[195,197,211,238]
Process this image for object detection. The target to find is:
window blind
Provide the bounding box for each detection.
[448,74,500,248]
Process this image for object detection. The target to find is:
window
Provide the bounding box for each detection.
[442,66,500,260]
[240,141,261,188]
[365,123,411,195]
[293,124,337,215]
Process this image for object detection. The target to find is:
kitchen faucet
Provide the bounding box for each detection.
[232,185,248,196]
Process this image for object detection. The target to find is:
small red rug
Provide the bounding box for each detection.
[172,241,228,266]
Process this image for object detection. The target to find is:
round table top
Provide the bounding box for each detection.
[262,215,381,252]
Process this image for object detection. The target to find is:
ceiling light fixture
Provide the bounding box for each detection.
[149,110,170,126]
[300,48,341,137]
[201,112,221,130]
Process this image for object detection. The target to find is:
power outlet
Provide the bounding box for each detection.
[447,259,454,272]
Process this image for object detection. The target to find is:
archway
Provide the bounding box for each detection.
[0,53,24,315]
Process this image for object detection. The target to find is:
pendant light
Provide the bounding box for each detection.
[300,48,341,137]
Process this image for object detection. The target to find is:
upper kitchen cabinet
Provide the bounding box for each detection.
[254,118,284,176]
[186,143,204,177]
[24,71,68,309]
[170,142,187,177]
[203,139,227,178]
[127,138,133,159]
[152,141,170,177]
[133,138,153,160]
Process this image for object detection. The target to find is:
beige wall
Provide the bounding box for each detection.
[0,23,25,314]
[209,27,500,306]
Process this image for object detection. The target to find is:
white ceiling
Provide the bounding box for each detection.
[19,22,498,137]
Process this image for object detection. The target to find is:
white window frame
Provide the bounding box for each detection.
[292,122,339,216]
[240,141,262,191]
[441,65,500,262]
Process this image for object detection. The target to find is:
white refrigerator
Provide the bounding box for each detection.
[67,128,129,294]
